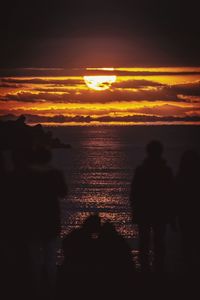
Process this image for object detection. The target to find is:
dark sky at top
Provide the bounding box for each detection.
[1,0,200,68]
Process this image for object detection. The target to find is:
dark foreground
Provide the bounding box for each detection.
[57,269,200,300]
[3,267,199,300]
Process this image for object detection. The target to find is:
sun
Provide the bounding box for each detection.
[83,75,117,91]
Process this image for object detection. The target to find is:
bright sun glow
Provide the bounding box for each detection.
[83,75,117,91]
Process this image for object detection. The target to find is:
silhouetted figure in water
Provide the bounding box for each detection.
[176,149,200,272]
[11,146,67,300]
[130,140,174,272]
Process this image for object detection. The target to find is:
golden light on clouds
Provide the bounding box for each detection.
[83,75,117,90]
[0,67,200,125]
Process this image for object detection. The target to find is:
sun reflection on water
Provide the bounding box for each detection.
[57,127,138,264]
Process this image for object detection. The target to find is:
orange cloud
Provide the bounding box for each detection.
[0,67,200,125]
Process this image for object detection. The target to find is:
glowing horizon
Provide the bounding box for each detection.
[0,67,200,126]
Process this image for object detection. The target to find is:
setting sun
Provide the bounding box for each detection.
[83,75,117,91]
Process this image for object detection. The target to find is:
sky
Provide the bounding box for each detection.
[0,1,200,125]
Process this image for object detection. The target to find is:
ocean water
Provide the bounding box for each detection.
[49,125,199,266]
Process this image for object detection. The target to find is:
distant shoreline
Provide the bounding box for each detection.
[38,123,200,127]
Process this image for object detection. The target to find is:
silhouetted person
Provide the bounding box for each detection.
[62,214,101,275]
[0,150,28,298]
[11,146,67,300]
[130,140,174,273]
[0,151,8,283]
[176,149,200,272]
[95,221,135,297]
[59,215,101,298]
[98,222,135,275]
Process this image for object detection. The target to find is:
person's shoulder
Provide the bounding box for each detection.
[135,162,147,175]
[135,162,144,172]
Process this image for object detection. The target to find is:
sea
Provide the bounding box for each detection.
[49,125,199,269]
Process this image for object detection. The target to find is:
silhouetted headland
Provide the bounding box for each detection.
[0,115,71,151]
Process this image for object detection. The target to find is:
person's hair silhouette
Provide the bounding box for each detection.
[81,214,101,236]
[62,214,101,257]
[146,140,163,158]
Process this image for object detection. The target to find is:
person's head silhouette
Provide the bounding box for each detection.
[82,214,101,236]
[146,140,163,159]
[100,222,116,237]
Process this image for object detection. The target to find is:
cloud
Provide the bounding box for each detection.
[0,88,180,103]
[1,77,83,85]
[130,104,200,116]
[113,79,163,89]
[95,115,200,123]
[1,77,164,90]
[0,114,92,124]
[0,83,25,88]
[32,88,81,93]
[171,81,200,97]
[1,114,200,124]
[1,68,200,78]
[1,103,199,120]
[1,79,200,105]
[0,92,54,103]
